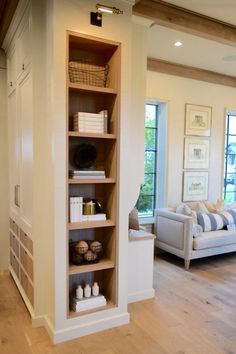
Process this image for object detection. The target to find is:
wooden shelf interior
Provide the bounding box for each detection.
[69,137,117,180]
[68,268,116,314]
[69,227,116,265]
[67,32,120,319]
[68,33,120,91]
[68,90,118,135]
[69,300,115,318]
[69,183,116,222]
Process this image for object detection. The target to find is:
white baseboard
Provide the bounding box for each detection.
[53,312,130,344]
[32,315,54,340]
[128,288,155,304]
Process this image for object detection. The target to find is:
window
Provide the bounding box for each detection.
[136,103,158,217]
[223,112,236,203]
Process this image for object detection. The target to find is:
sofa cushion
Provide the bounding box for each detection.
[193,229,236,250]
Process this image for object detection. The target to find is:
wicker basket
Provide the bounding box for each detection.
[69,61,109,87]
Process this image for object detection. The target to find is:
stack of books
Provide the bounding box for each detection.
[69,170,106,179]
[72,295,107,312]
[69,197,83,222]
[82,214,106,222]
[73,110,108,134]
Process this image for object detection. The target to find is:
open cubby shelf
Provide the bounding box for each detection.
[69,258,115,275]
[67,32,120,317]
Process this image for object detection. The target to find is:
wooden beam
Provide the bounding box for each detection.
[0,0,19,48]
[147,57,236,88]
[133,0,236,47]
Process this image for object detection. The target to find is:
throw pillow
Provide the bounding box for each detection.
[194,202,209,213]
[215,199,227,212]
[176,203,192,216]
[197,212,224,232]
[196,210,236,232]
[176,203,198,224]
[204,201,216,213]
[129,208,140,230]
[192,224,203,238]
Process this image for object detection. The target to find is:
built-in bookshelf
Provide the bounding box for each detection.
[67,31,120,318]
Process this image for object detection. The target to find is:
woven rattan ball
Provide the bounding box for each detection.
[75,241,89,255]
[90,241,102,254]
[84,250,97,262]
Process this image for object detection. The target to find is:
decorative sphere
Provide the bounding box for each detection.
[84,250,97,262]
[90,241,102,254]
[72,253,84,265]
[75,241,89,255]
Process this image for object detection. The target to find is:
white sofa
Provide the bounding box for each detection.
[156,208,236,270]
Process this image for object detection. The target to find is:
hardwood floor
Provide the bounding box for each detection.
[1,253,236,354]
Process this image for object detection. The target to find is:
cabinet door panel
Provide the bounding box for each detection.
[18,15,31,72]
[7,45,18,92]
[18,72,33,233]
[8,88,20,220]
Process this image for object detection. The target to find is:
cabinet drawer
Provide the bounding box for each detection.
[20,229,33,255]
[20,267,34,307]
[9,218,19,237]
[10,232,19,257]
[10,250,20,279]
[20,245,33,281]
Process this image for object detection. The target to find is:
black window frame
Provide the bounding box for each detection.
[223,113,236,203]
[136,103,158,218]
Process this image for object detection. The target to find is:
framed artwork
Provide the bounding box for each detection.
[185,104,212,136]
[183,171,208,201]
[184,137,210,169]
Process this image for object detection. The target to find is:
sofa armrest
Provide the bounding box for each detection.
[155,208,193,260]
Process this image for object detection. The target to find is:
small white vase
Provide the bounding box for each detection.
[84,284,91,298]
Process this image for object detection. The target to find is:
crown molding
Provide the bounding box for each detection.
[133,0,236,46]
[147,57,236,88]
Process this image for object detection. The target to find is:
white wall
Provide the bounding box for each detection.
[0,49,9,270]
[147,71,236,207]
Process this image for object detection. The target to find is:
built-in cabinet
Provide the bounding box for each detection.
[67,32,121,318]
[7,1,34,313]
[9,218,34,306]
[7,5,31,93]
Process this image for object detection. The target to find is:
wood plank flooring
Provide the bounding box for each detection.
[1,253,236,354]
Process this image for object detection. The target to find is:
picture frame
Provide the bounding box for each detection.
[183,171,208,201]
[185,104,212,137]
[184,137,210,169]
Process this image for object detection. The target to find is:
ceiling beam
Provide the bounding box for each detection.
[133,0,236,47]
[0,0,19,48]
[147,57,236,88]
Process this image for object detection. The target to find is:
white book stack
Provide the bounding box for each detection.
[73,110,108,134]
[72,295,107,312]
[82,213,107,222]
[69,197,83,222]
[70,170,106,179]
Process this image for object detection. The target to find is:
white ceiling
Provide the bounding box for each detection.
[147,0,236,76]
[163,0,236,25]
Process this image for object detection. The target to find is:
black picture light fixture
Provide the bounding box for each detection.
[90,3,123,27]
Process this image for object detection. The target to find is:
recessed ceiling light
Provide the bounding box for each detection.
[174,41,183,47]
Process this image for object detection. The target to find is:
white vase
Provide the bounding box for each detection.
[76,285,83,300]
[92,282,99,296]
[84,284,91,298]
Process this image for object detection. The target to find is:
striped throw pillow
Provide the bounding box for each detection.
[197,210,236,232]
